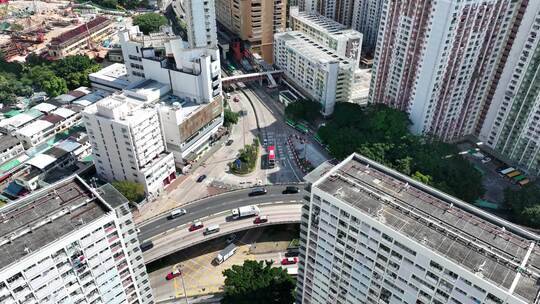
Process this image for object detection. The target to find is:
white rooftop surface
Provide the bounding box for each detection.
[0,113,36,129]
[89,63,130,88]
[14,120,53,137]
[85,93,155,126]
[276,31,354,66]
[291,7,361,38]
[26,153,57,170]
[51,107,76,119]
[32,103,57,113]
[73,90,109,107]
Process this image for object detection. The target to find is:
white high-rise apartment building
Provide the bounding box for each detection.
[82,95,176,197]
[119,26,221,103]
[479,3,540,175]
[298,153,540,304]
[290,6,363,67]
[182,0,218,48]
[0,176,154,304]
[274,31,367,115]
[370,0,527,141]
[351,0,384,55]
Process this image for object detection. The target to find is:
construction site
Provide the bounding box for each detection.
[0,0,128,62]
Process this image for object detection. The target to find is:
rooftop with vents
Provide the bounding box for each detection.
[313,153,540,303]
[0,176,113,270]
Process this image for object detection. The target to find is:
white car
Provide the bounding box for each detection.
[481,157,491,164]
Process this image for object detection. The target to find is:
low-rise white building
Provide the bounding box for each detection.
[290,6,363,67]
[0,135,24,167]
[274,31,365,115]
[13,120,54,149]
[89,63,131,93]
[0,176,154,304]
[83,94,176,197]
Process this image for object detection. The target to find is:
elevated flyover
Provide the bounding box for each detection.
[142,203,302,263]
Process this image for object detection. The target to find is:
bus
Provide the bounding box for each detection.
[286,119,296,128]
[295,123,309,134]
[267,145,276,168]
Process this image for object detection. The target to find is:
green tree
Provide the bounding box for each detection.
[133,13,168,34]
[111,180,145,203]
[504,186,540,228]
[23,65,68,97]
[51,55,101,89]
[285,99,321,124]
[221,260,295,304]
[224,108,240,127]
[318,103,484,203]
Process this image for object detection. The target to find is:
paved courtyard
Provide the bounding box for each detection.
[148,225,299,301]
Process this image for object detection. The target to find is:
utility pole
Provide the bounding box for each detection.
[178,264,189,304]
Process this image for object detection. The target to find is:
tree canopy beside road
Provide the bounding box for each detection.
[318,103,484,203]
[221,260,295,304]
[503,186,540,229]
[133,13,168,35]
[224,108,240,127]
[285,99,321,124]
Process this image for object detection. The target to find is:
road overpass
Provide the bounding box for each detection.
[142,203,302,263]
[221,70,284,86]
[137,185,305,241]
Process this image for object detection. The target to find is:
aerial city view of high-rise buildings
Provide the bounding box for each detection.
[0,0,538,303]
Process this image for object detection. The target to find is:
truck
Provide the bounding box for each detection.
[215,243,237,265]
[232,205,260,220]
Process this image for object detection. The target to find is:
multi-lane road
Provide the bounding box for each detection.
[142,203,302,263]
[138,185,306,241]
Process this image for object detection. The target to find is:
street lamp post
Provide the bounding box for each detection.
[177,264,189,304]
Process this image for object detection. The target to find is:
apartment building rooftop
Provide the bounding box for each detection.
[276,31,353,66]
[15,120,53,138]
[313,154,540,303]
[0,135,22,153]
[290,6,360,37]
[85,93,155,126]
[0,176,112,270]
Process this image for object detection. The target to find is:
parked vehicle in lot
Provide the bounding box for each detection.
[140,241,154,252]
[499,167,515,175]
[215,243,237,264]
[283,186,299,194]
[166,270,181,280]
[232,205,260,219]
[197,175,207,182]
[189,221,204,232]
[249,187,267,196]
[203,224,220,235]
[169,208,186,219]
[253,215,268,224]
[281,257,298,265]
[226,139,234,146]
[285,248,300,257]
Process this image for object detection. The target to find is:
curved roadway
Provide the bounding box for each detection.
[138,185,306,241]
[143,203,302,263]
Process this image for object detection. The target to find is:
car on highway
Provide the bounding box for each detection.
[249,187,267,196]
[233,95,240,102]
[140,241,154,252]
[169,208,186,219]
[281,257,298,265]
[283,186,299,194]
[166,270,181,280]
[203,224,220,236]
[253,215,268,224]
[481,157,492,164]
[226,139,234,146]
[197,175,207,183]
[189,221,204,232]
